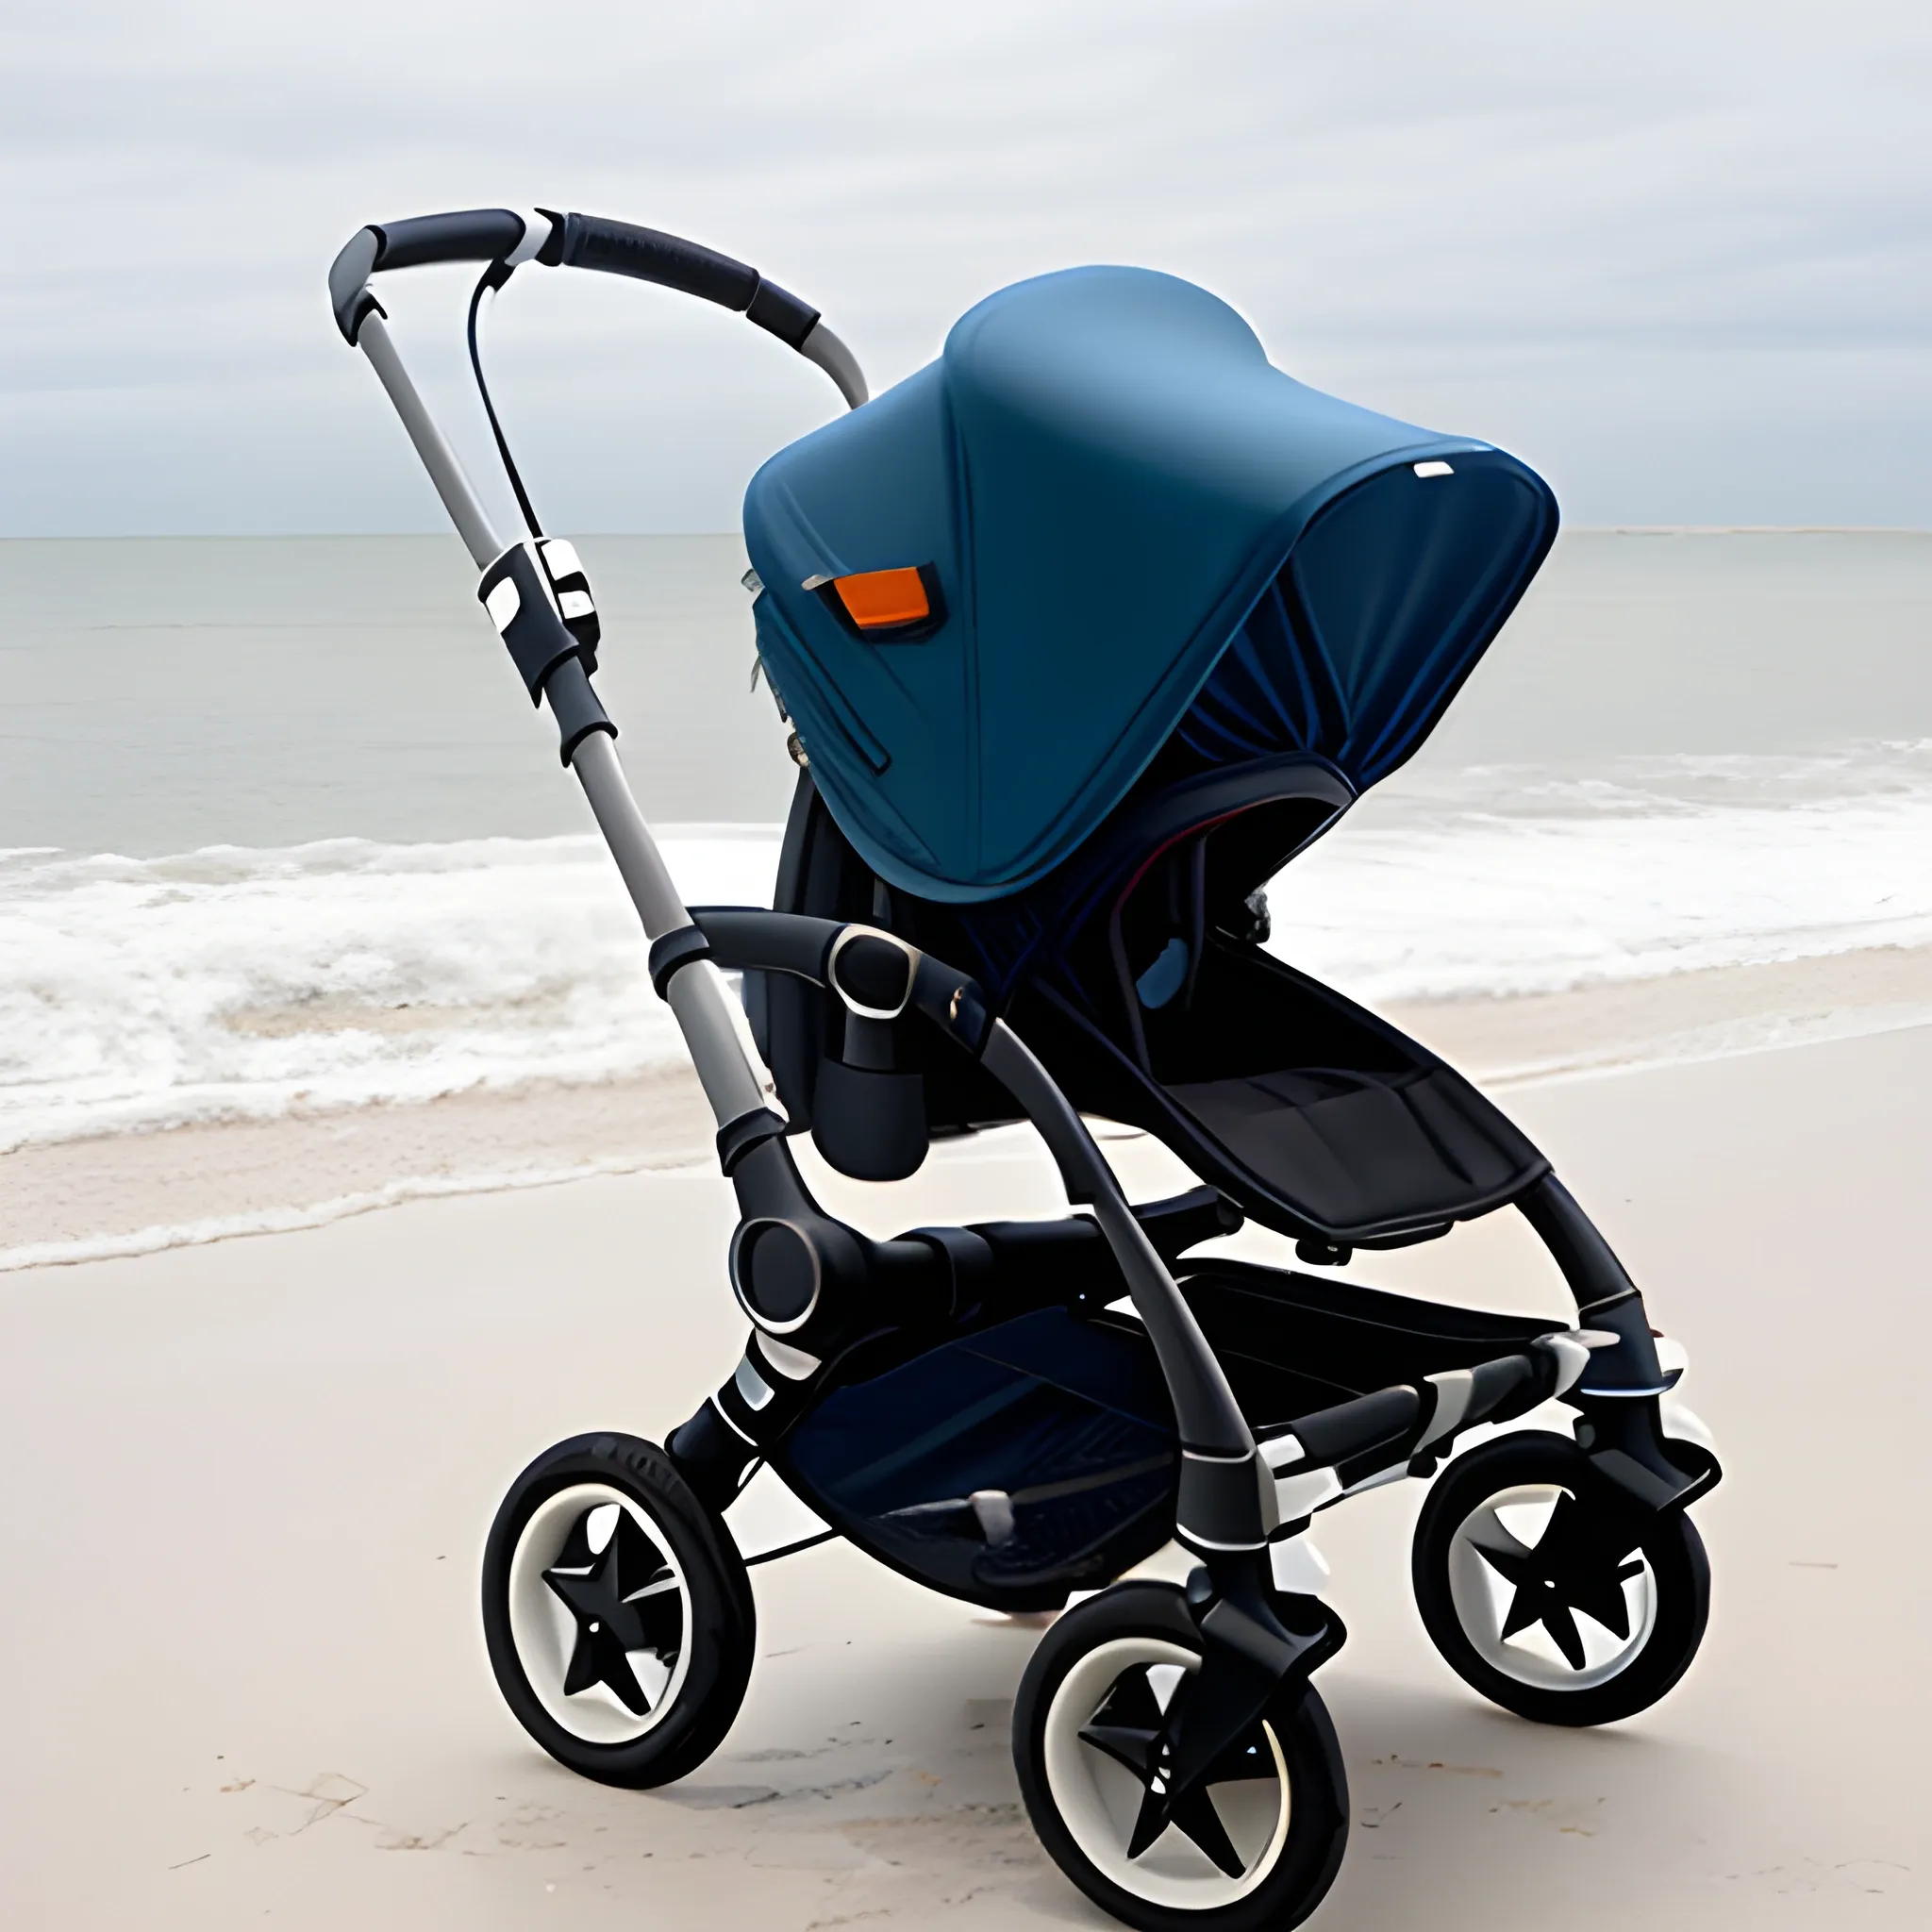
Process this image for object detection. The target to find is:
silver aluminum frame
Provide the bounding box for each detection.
[349,306,779,1133]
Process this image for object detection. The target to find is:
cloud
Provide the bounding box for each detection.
[1,0,1926,532]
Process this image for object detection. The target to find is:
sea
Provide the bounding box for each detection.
[2,529,1929,1155]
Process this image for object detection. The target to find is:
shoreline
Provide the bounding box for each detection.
[1381,939,1932,1085]
[5,941,1928,1273]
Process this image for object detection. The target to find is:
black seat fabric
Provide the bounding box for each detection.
[1168,1065,1536,1236]
[1013,950,1546,1245]
[755,771,1549,1243]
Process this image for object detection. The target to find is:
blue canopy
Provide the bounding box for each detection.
[743,266,1557,904]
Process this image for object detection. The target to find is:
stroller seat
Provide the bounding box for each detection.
[1010,920,1548,1242]
[1168,1062,1532,1236]
[754,762,1547,1245]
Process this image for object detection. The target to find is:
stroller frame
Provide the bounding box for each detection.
[330,208,1719,1930]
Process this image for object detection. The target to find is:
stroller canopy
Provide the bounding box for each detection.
[744,266,1557,904]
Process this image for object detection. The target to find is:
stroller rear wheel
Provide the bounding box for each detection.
[1013,1583,1349,1932]
[481,1432,755,1787]
[1412,1430,1709,1727]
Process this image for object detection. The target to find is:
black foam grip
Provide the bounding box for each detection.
[745,277,821,348]
[689,908,841,983]
[373,208,527,271]
[558,213,759,310]
[1290,1386,1422,1467]
[1466,1352,1540,1422]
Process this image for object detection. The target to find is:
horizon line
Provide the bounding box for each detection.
[4,524,1931,543]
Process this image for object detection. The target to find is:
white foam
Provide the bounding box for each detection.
[0,825,782,1153]
[2,744,1929,1157]
[1272,741,1932,1001]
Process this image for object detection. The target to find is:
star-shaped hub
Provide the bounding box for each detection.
[542,1506,683,1716]
[1466,1491,1644,1671]
[1078,1664,1275,1879]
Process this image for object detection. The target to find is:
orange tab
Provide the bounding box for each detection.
[833,567,930,630]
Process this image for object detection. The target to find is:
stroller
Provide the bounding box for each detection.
[329,209,1721,1931]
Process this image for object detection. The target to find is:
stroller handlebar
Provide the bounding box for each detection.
[328,207,868,407]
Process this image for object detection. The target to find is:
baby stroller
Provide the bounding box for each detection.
[329,209,1721,1931]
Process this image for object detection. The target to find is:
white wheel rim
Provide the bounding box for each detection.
[1446,1481,1657,1690]
[1043,1636,1292,1909]
[507,1482,693,1744]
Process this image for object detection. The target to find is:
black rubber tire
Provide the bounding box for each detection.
[1412,1430,1709,1728]
[481,1431,756,1788]
[1013,1582,1350,1932]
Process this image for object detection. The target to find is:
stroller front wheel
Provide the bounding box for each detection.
[1412,1430,1709,1727]
[1013,1582,1349,1932]
[481,1431,756,1787]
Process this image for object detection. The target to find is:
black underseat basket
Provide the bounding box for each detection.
[747,771,1549,1246]
[1174,1262,1560,1425]
[776,1307,1178,1613]
[776,1271,1560,1610]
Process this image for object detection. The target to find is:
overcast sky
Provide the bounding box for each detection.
[1,1,1927,535]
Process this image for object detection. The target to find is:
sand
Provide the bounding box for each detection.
[2,1016,1928,1928]
[0,1070,719,1270]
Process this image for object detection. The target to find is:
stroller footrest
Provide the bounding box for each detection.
[1280,1385,1420,1469]
[1262,1335,1594,1511]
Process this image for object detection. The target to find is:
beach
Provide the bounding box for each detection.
[3,1020,1928,1928]
[3,525,1929,1925]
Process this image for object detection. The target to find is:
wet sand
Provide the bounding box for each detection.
[2,1023,1927,1927]
[6,941,1928,1270]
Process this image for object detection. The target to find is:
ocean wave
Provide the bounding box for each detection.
[1274,741,1932,1001]
[2,745,1929,1150]
[0,826,781,1152]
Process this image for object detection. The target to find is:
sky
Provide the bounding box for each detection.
[1,0,1927,536]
